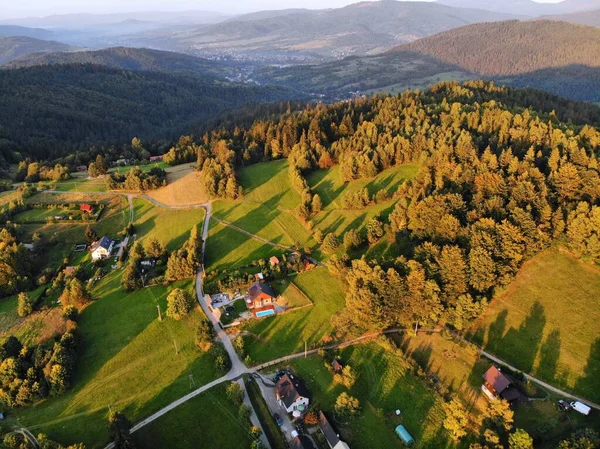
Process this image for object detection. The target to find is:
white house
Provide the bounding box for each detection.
[275,374,310,414]
[90,236,115,262]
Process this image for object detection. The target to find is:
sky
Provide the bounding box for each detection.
[0,0,565,20]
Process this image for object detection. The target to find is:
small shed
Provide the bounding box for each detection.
[331,359,343,373]
[395,425,415,446]
[269,256,280,267]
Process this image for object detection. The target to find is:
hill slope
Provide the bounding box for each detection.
[0,64,297,160]
[399,20,600,76]
[0,36,78,64]
[130,1,521,59]
[0,25,55,40]
[4,46,239,78]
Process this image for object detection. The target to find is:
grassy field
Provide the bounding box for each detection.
[9,273,220,448]
[237,159,301,210]
[12,207,88,223]
[274,339,451,449]
[41,177,108,193]
[393,332,488,413]
[470,248,600,402]
[132,198,205,251]
[133,382,255,449]
[272,279,312,309]
[0,285,62,346]
[308,164,418,235]
[204,222,280,272]
[243,268,345,363]
[17,195,129,270]
[146,164,208,206]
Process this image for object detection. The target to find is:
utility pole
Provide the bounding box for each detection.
[304,340,307,358]
[157,305,162,321]
[189,374,197,390]
[174,339,179,355]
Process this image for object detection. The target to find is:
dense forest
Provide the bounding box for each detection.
[0,63,297,165]
[179,80,600,334]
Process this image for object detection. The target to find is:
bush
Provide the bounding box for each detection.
[321,233,340,253]
[62,305,78,321]
[166,288,195,320]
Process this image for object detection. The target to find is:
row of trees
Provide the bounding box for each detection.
[14,159,70,183]
[106,167,167,192]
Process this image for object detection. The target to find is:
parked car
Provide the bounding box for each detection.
[274,413,283,426]
[558,400,571,411]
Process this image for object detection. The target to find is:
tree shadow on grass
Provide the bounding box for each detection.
[537,329,561,384]
[575,337,600,403]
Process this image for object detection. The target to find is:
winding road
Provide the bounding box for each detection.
[40,188,600,448]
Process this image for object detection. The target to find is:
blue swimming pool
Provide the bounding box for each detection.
[256,309,275,317]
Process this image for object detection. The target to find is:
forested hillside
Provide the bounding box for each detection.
[399,20,600,76]
[0,64,296,164]
[5,46,239,79]
[0,36,78,64]
[179,80,600,334]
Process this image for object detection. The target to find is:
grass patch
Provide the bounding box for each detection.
[8,273,220,448]
[12,207,88,224]
[470,248,600,402]
[272,279,312,309]
[392,332,488,413]
[237,159,301,210]
[220,298,248,326]
[243,268,345,363]
[273,339,451,449]
[146,164,208,206]
[132,198,205,251]
[41,177,108,193]
[205,222,280,272]
[133,383,254,449]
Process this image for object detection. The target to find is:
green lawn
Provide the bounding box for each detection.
[470,248,600,402]
[12,207,87,223]
[392,332,488,413]
[219,298,249,326]
[132,198,205,251]
[237,159,301,210]
[204,222,280,272]
[0,285,51,344]
[211,200,314,250]
[40,177,108,193]
[133,383,255,449]
[275,339,452,449]
[8,273,220,448]
[307,164,418,237]
[243,268,345,363]
[272,279,312,309]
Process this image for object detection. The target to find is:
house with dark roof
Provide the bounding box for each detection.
[246,282,276,310]
[276,374,310,414]
[90,236,115,261]
[318,411,351,449]
[482,366,520,402]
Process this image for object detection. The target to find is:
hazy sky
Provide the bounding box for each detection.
[0,0,565,20]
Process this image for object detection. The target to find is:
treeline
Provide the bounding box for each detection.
[14,159,70,183]
[107,167,167,191]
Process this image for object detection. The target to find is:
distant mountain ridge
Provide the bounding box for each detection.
[0,25,55,40]
[128,1,522,59]
[437,0,599,16]
[538,8,600,27]
[4,46,238,79]
[0,36,79,64]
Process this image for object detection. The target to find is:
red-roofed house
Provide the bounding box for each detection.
[80,204,94,214]
[269,256,280,267]
[482,366,520,402]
